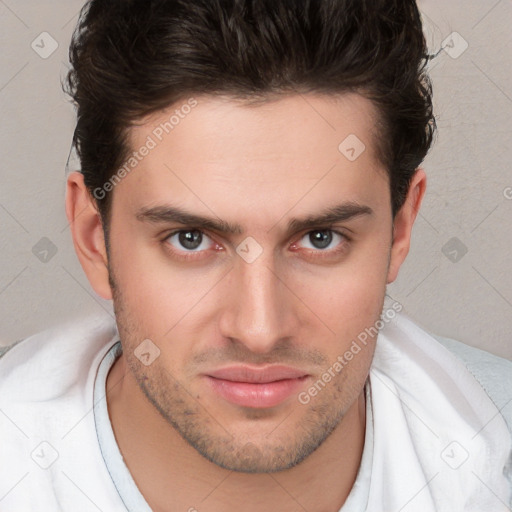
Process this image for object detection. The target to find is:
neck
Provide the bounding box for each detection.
[106,354,366,512]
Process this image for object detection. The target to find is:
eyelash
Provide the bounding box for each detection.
[161,228,351,262]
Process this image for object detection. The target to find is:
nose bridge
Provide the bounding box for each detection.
[221,252,293,353]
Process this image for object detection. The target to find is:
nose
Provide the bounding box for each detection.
[218,253,299,354]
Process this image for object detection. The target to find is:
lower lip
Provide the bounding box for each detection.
[205,376,309,408]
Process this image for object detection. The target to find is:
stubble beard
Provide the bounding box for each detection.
[108,267,367,474]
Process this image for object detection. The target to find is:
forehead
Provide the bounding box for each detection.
[117,93,389,220]
[131,92,381,164]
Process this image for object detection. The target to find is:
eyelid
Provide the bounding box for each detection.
[311,225,350,237]
[292,227,350,250]
[164,228,217,248]
[162,228,220,261]
[293,225,351,243]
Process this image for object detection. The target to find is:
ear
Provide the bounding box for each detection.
[65,171,113,300]
[386,168,427,284]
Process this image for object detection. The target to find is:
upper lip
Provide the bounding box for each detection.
[206,365,309,384]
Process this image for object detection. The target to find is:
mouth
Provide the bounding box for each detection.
[204,365,310,409]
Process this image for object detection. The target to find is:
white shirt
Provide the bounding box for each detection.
[1,311,511,511]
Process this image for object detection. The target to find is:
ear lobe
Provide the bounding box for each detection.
[386,168,427,284]
[65,171,113,300]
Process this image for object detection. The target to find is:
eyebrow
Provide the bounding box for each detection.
[135,201,373,235]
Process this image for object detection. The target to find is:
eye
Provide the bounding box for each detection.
[166,229,215,252]
[162,227,349,262]
[297,229,347,251]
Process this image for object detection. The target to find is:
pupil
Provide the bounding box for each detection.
[179,230,202,250]
[310,230,332,249]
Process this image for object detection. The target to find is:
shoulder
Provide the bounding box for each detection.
[0,315,119,403]
[0,340,23,359]
[431,332,512,434]
[0,317,123,510]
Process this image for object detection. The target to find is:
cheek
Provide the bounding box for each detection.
[110,212,390,352]
[292,234,390,334]
[109,242,226,371]
[109,229,196,317]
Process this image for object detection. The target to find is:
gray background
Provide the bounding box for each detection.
[0,1,511,359]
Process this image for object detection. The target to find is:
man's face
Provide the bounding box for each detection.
[107,93,393,472]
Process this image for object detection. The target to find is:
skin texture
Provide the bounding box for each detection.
[66,92,426,512]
